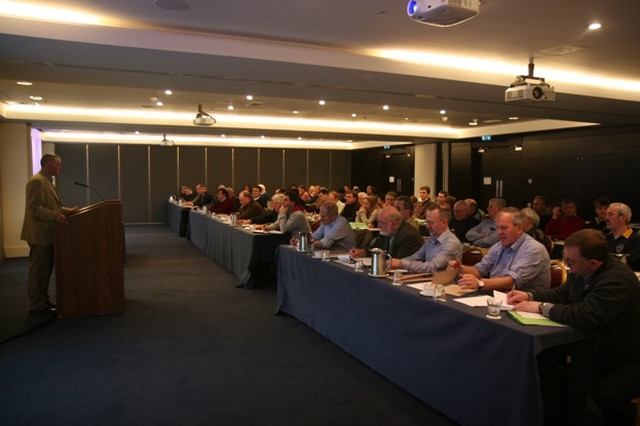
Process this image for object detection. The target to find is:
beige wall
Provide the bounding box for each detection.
[0,123,31,258]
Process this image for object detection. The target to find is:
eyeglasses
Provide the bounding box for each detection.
[377,219,397,226]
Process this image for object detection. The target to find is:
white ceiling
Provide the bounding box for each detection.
[0,0,639,148]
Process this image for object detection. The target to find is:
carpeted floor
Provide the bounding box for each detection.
[0,225,458,426]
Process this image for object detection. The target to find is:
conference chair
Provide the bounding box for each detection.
[549,260,567,288]
[461,246,484,266]
[354,229,374,250]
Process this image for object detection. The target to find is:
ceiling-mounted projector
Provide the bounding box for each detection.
[505,60,555,103]
[407,0,480,27]
[193,102,216,126]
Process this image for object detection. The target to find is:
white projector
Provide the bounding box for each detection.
[407,0,480,27]
[505,84,556,103]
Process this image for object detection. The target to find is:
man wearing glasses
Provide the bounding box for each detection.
[291,202,355,251]
[509,229,640,425]
[349,206,423,259]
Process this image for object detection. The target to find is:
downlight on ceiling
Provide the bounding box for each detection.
[193,102,216,126]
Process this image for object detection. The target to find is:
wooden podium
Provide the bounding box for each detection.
[54,200,125,318]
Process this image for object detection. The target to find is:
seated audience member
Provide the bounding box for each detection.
[355,195,380,228]
[225,187,240,210]
[585,197,611,233]
[395,196,419,230]
[383,191,398,208]
[508,229,640,425]
[291,201,355,251]
[449,200,479,243]
[442,195,457,211]
[298,185,311,203]
[179,185,197,202]
[366,185,377,197]
[521,207,547,245]
[264,191,311,236]
[389,205,462,274]
[308,188,329,213]
[242,193,284,225]
[258,184,271,206]
[327,191,345,214]
[307,185,318,204]
[465,198,505,248]
[349,207,423,259]
[209,188,238,214]
[188,184,214,207]
[237,190,264,220]
[357,192,367,206]
[605,202,640,271]
[242,184,252,193]
[252,186,268,209]
[545,198,585,240]
[532,195,552,231]
[340,190,360,222]
[452,208,550,292]
[412,185,436,220]
[466,198,486,222]
[437,190,449,207]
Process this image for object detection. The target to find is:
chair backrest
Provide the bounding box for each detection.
[461,246,484,266]
[549,260,567,288]
[354,228,374,250]
[544,235,556,257]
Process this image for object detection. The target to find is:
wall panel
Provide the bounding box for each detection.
[308,150,331,189]
[55,144,88,208]
[284,149,307,188]
[208,147,232,189]
[150,146,179,222]
[120,145,149,223]
[88,144,119,204]
[330,150,351,192]
[233,148,258,192]
[259,148,284,193]
[178,146,205,191]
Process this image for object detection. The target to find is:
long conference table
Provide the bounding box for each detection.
[165,201,190,237]
[276,246,596,426]
[188,210,287,288]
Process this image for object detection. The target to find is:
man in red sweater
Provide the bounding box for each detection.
[545,198,585,240]
[209,188,238,214]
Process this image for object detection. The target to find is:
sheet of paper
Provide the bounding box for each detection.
[492,290,514,310]
[453,295,492,307]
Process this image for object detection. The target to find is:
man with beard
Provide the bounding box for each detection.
[348,206,423,259]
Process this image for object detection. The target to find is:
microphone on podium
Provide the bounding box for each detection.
[74,181,105,201]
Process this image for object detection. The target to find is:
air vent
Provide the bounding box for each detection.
[246,101,264,107]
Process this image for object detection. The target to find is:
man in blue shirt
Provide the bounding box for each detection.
[465,197,505,247]
[290,201,355,251]
[452,207,550,292]
[389,205,462,274]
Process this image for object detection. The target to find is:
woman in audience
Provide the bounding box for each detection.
[355,195,380,228]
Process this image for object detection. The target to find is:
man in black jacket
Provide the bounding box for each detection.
[509,229,640,425]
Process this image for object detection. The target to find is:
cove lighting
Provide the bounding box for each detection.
[0,1,101,25]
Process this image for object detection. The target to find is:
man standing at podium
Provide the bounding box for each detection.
[21,154,79,313]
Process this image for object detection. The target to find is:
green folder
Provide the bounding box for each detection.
[508,311,568,327]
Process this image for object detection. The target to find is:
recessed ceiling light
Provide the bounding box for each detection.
[17,81,33,86]
[469,119,478,126]
[164,89,172,95]
[29,95,43,101]
[246,95,253,100]
[351,113,357,118]
[221,134,226,138]
[298,137,302,140]
[260,135,265,139]
[292,110,299,114]
[156,101,163,106]
[383,105,390,110]
[509,117,519,120]
[318,100,326,106]
[588,22,602,30]
[228,104,234,110]
[439,110,446,114]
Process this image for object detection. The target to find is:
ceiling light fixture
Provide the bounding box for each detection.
[469,118,478,126]
[193,102,216,126]
[319,100,326,106]
[477,147,485,153]
[383,105,390,110]
[514,145,523,151]
[159,133,174,147]
[164,89,172,95]
[246,95,253,100]
[227,104,234,110]
[17,81,33,86]
[588,22,602,30]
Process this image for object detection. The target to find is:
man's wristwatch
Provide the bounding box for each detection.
[477,279,485,290]
[538,302,546,314]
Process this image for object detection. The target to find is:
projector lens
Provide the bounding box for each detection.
[407,0,418,15]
